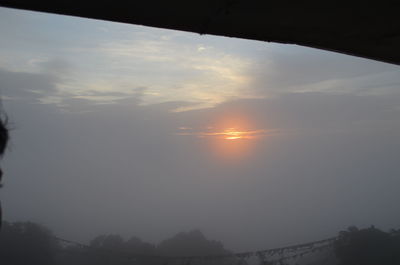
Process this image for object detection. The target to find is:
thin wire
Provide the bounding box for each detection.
[54,235,336,262]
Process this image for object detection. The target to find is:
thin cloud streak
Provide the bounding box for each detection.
[176,128,278,140]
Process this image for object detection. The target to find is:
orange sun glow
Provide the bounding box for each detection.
[177,113,273,159]
[223,128,245,140]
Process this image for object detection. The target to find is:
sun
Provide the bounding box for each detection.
[223,128,246,140]
[177,112,272,159]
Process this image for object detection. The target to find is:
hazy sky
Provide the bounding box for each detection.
[0,6,399,252]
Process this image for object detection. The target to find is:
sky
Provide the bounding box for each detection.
[0,6,400,252]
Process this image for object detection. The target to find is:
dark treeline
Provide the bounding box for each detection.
[0,221,233,265]
[334,226,400,265]
[0,221,399,265]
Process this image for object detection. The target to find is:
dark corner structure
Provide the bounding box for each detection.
[0,1,399,65]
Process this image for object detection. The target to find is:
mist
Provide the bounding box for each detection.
[0,6,400,260]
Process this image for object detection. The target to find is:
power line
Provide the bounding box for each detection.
[54,235,336,262]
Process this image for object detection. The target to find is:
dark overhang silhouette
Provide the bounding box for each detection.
[0,1,399,65]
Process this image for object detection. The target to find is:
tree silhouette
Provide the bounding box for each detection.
[0,221,58,265]
[334,226,400,265]
[157,230,229,257]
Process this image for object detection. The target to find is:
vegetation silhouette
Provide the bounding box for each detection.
[0,111,9,229]
[0,221,59,265]
[1,221,400,265]
[334,226,400,265]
